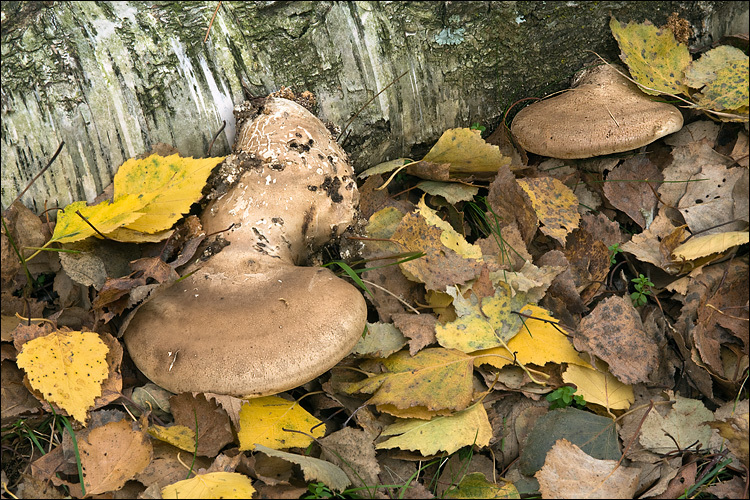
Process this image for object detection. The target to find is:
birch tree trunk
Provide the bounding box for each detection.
[2,1,747,210]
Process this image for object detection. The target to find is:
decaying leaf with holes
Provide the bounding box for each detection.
[16,329,110,424]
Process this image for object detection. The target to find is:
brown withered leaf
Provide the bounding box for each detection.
[92,276,147,323]
[406,160,451,181]
[693,260,749,380]
[574,295,659,385]
[391,313,437,355]
[537,250,587,315]
[487,165,539,245]
[130,257,179,283]
[602,155,662,229]
[564,228,610,304]
[320,427,380,489]
[579,212,626,249]
[169,393,234,457]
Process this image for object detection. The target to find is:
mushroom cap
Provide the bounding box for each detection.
[123,260,367,396]
[123,98,367,397]
[510,64,684,159]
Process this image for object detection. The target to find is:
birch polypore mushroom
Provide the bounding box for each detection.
[510,64,683,159]
[123,98,367,397]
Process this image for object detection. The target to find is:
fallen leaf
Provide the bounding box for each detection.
[536,438,640,499]
[79,419,153,496]
[346,348,474,412]
[161,471,255,499]
[602,155,662,229]
[376,402,493,455]
[421,128,513,176]
[519,408,621,475]
[169,393,234,457]
[562,364,634,411]
[639,393,713,453]
[706,414,749,468]
[436,283,531,353]
[574,295,659,385]
[417,180,479,204]
[392,198,482,290]
[353,322,408,358]
[610,16,691,95]
[472,305,591,371]
[148,424,198,453]
[16,329,110,424]
[237,395,325,451]
[114,154,225,233]
[319,427,380,489]
[517,177,579,246]
[444,472,519,499]
[671,231,749,262]
[693,58,750,112]
[50,197,146,245]
[254,444,351,493]
[391,313,437,355]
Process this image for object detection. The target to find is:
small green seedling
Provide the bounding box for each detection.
[608,243,622,265]
[630,273,654,307]
[469,122,486,133]
[546,386,586,410]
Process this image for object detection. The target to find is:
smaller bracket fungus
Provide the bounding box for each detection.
[123,98,367,397]
[511,64,684,159]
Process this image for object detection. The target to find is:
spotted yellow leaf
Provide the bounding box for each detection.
[422,128,513,175]
[237,395,325,451]
[610,16,691,96]
[16,330,109,424]
[517,177,579,246]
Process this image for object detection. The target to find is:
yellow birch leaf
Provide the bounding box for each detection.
[16,330,109,424]
[610,16,691,96]
[671,231,749,262]
[147,424,196,453]
[418,197,483,260]
[562,364,634,411]
[422,128,513,175]
[471,305,591,370]
[436,283,531,353]
[237,395,325,451]
[345,348,474,412]
[376,402,492,455]
[517,177,579,246]
[50,196,148,245]
[444,472,520,499]
[162,472,255,499]
[376,404,452,420]
[104,227,174,243]
[114,154,225,233]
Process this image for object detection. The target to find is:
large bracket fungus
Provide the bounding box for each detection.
[511,64,684,159]
[123,98,367,397]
